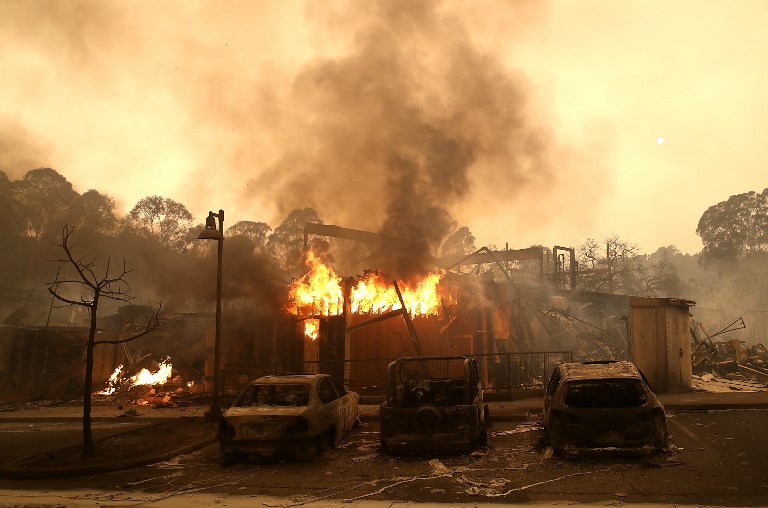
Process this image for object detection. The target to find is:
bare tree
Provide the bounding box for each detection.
[577,235,644,294]
[48,225,161,457]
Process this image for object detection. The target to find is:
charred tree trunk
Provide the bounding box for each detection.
[48,225,160,460]
[82,293,98,458]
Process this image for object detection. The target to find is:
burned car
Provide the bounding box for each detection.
[379,355,490,453]
[543,360,668,453]
[218,374,359,463]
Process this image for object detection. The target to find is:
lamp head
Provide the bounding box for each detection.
[198,211,224,240]
[197,228,223,240]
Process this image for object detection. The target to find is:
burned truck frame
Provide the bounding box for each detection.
[379,355,490,453]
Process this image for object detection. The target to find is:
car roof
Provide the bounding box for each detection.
[250,374,326,385]
[558,361,644,382]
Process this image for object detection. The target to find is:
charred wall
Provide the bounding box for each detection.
[0,326,121,400]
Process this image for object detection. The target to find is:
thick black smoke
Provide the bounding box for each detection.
[243,1,556,277]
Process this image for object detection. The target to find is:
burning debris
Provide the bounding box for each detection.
[95,358,199,407]
[97,358,173,395]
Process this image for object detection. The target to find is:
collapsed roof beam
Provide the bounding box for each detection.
[303,222,384,252]
[441,246,545,280]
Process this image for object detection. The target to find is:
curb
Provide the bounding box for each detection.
[664,402,768,411]
[1,419,217,480]
[0,415,193,424]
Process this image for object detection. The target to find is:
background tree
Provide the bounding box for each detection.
[576,235,644,294]
[65,189,120,236]
[642,246,686,297]
[696,189,768,265]
[126,195,194,252]
[0,170,28,306]
[439,225,477,258]
[7,168,81,296]
[226,220,272,253]
[48,226,160,457]
[12,168,78,241]
[266,207,325,275]
[0,170,22,237]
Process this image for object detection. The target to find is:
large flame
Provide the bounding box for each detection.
[287,252,443,318]
[351,272,441,316]
[287,251,343,316]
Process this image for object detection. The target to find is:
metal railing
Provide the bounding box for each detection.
[221,351,572,398]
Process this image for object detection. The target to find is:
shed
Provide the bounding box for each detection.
[630,297,695,393]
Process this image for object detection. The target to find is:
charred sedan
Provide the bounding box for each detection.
[543,361,668,453]
[218,374,359,463]
[379,355,490,453]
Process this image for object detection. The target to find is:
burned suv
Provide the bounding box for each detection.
[543,360,668,453]
[379,355,490,453]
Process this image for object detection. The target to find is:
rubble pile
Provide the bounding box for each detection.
[103,378,201,408]
[691,319,768,391]
[93,358,203,408]
[537,305,625,362]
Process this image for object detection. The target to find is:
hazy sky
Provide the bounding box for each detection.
[1,0,766,255]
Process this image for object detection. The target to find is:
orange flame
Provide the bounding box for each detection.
[351,272,441,316]
[286,252,443,317]
[131,359,173,386]
[286,251,343,316]
[95,359,173,395]
[304,319,320,341]
[97,364,125,395]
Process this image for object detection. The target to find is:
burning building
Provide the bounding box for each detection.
[215,225,636,398]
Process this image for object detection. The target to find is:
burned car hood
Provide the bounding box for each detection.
[223,406,309,418]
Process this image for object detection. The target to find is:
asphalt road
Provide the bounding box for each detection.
[1,409,767,506]
[0,420,148,463]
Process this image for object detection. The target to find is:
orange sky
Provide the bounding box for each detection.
[1,0,766,255]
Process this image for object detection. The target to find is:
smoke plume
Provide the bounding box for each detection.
[0,1,607,278]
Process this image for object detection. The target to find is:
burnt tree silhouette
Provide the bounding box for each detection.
[48,225,160,457]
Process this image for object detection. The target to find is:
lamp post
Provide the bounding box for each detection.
[198,209,224,420]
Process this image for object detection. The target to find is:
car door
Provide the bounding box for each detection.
[329,376,357,434]
[317,376,345,442]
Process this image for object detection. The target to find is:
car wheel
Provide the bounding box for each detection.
[476,421,488,447]
[219,449,241,466]
[547,415,565,453]
[415,405,441,435]
[295,440,319,462]
[652,412,668,451]
[318,435,328,457]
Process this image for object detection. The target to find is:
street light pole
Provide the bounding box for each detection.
[198,209,224,420]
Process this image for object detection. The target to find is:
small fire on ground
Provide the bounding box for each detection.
[287,251,446,340]
[97,358,174,395]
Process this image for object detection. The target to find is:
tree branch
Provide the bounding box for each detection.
[59,226,97,290]
[48,286,93,308]
[93,302,162,345]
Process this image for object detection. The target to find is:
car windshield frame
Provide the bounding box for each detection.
[563,378,649,409]
[233,382,311,408]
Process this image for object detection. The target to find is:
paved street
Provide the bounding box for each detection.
[2,408,768,506]
[1,421,149,464]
